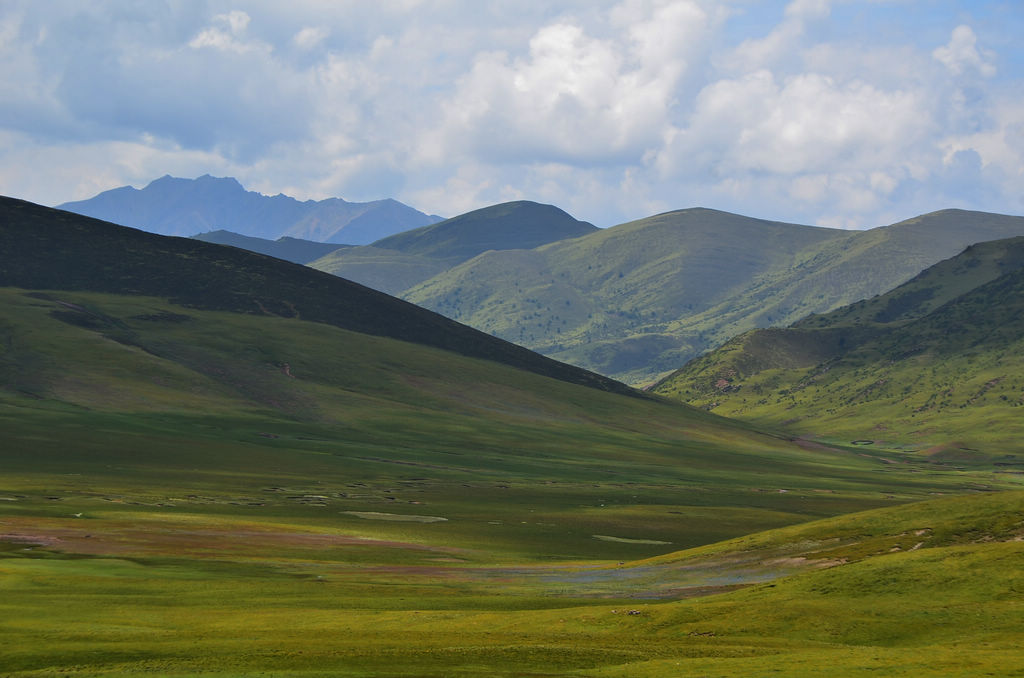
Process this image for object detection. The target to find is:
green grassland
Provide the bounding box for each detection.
[654,237,1024,455]
[4,199,1024,675]
[3,287,1024,675]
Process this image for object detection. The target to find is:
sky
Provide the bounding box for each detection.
[1,1,1022,229]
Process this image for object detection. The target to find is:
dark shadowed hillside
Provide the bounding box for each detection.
[0,196,631,396]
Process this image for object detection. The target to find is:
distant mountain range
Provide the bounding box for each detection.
[57,174,443,244]
[653,236,1024,452]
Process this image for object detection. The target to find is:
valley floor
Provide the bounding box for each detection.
[2,289,1023,676]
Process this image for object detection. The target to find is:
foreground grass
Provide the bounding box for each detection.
[3,288,1023,675]
[2,493,1023,676]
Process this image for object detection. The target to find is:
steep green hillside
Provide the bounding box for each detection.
[0,196,629,396]
[404,209,848,382]
[404,208,1024,384]
[5,287,984,551]
[687,208,1024,345]
[309,200,597,291]
[654,237,1024,453]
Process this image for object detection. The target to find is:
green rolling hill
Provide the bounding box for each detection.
[402,207,1024,384]
[309,199,597,294]
[402,209,847,383]
[653,236,1024,454]
[2,196,1023,676]
[370,199,597,261]
[114,191,1024,387]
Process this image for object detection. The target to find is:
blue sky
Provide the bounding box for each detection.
[1,0,1021,228]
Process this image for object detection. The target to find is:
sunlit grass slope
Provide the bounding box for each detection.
[405,208,847,383]
[308,244,450,295]
[654,237,1024,454]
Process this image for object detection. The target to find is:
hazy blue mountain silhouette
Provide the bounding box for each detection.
[58,175,442,244]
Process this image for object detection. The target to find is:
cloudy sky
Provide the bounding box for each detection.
[1,1,1021,228]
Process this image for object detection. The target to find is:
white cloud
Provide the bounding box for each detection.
[933,24,996,78]
[0,1,1021,229]
[189,11,266,54]
[723,0,830,73]
[0,129,237,203]
[294,26,328,50]
[430,2,715,169]
[656,68,930,200]
[439,23,658,163]
[941,95,1024,182]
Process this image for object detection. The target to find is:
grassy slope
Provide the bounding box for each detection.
[0,195,631,397]
[370,200,597,261]
[4,288,974,553]
[683,209,1024,349]
[404,208,1024,385]
[405,209,848,383]
[653,237,1024,453]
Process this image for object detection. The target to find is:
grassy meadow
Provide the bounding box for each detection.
[3,286,1024,675]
